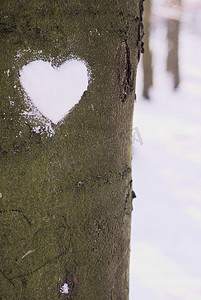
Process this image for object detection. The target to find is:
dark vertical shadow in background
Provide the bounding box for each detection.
[167,0,181,89]
[142,0,153,100]
[142,0,181,98]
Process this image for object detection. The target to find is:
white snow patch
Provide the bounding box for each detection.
[20,107,55,137]
[60,283,69,294]
[5,69,10,76]
[19,59,89,125]
[15,48,32,59]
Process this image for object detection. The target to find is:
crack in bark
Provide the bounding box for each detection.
[118,40,134,102]
[138,0,145,61]
[10,248,68,281]
[0,269,15,287]
[124,179,133,215]
[0,209,31,225]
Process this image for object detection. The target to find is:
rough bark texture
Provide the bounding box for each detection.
[0,1,141,299]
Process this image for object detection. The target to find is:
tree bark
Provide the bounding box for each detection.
[0,1,143,299]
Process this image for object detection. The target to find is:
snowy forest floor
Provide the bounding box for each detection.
[130,0,201,299]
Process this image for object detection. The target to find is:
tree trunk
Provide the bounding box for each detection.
[167,0,181,89]
[0,1,143,299]
[142,0,153,99]
[167,18,180,89]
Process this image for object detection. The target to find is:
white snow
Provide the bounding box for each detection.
[60,283,69,294]
[19,59,89,124]
[130,0,201,299]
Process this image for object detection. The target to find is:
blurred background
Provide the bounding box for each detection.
[130,0,201,299]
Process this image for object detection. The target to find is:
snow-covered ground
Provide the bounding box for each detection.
[130,0,201,299]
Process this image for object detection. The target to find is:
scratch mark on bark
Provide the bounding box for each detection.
[10,248,68,280]
[0,269,15,287]
[118,40,134,102]
[0,209,31,225]
[21,250,35,260]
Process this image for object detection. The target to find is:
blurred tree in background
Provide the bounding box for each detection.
[142,0,182,99]
[142,0,153,99]
[167,0,181,89]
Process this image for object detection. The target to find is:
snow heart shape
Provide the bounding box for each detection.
[20,59,89,124]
